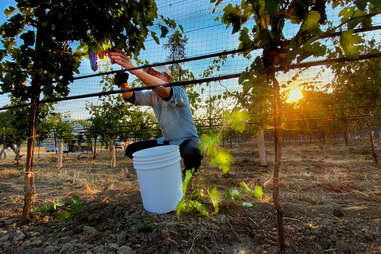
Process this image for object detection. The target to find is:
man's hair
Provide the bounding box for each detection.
[144,67,171,82]
[114,71,129,86]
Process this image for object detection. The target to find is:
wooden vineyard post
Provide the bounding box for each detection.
[57,140,63,169]
[367,112,378,166]
[257,129,267,166]
[92,137,97,170]
[22,93,39,223]
[110,140,116,168]
[369,129,378,165]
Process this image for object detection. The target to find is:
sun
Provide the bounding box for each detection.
[286,88,303,103]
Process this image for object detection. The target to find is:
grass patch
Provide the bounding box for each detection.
[0,168,21,178]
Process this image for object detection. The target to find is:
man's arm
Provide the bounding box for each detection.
[109,52,171,99]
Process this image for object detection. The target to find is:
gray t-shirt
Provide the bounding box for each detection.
[130,86,199,145]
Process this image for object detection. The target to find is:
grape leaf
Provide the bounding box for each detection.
[242,202,253,207]
[150,31,160,45]
[302,11,320,31]
[4,6,15,17]
[339,30,363,57]
[208,185,220,214]
[253,185,263,199]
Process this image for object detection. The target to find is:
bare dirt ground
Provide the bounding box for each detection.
[0,141,380,254]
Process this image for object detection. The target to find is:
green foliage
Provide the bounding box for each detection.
[118,217,155,233]
[224,109,249,133]
[176,170,210,218]
[208,185,220,214]
[87,69,131,146]
[339,30,364,58]
[200,109,248,173]
[200,133,233,174]
[47,113,74,143]
[31,199,64,214]
[163,30,188,65]
[70,194,83,216]
[136,220,155,233]
[242,202,254,208]
[225,189,240,200]
[33,195,82,221]
[240,182,263,199]
[210,0,376,94]
[0,0,178,124]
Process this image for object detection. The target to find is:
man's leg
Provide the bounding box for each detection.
[0,148,5,159]
[179,139,203,173]
[9,145,17,154]
[125,140,164,159]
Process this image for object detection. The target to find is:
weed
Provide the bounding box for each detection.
[31,199,64,215]
[355,173,368,181]
[136,221,155,233]
[120,217,155,233]
[176,170,211,218]
[32,195,83,221]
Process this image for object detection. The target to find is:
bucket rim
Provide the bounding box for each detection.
[134,158,180,170]
[133,145,179,158]
[133,151,180,162]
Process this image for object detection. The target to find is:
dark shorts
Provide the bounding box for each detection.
[125,139,203,172]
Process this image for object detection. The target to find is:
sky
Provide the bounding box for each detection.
[0,0,380,120]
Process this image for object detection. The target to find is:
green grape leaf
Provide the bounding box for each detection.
[55,199,65,207]
[242,202,253,208]
[265,0,279,15]
[239,27,252,50]
[370,0,381,11]
[225,109,249,133]
[240,182,263,200]
[240,181,253,195]
[208,185,220,214]
[49,203,56,211]
[39,204,48,214]
[71,194,80,203]
[200,134,219,156]
[175,198,185,219]
[150,31,160,45]
[302,11,320,31]
[57,210,71,220]
[212,147,233,174]
[178,24,184,33]
[339,7,366,29]
[193,201,209,217]
[221,4,242,33]
[253,185,263,199]
[182,170,193,194]
[4,6,15,17]
[225,189,240,200]
[159,25,169,38]
[339,30,363,57]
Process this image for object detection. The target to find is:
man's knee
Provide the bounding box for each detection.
[180,140,203,170]
[125,143,136,159]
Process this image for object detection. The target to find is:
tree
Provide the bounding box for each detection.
[164,30,188,73]
[46,113,74,169]
[164,30,201,112]
[0,0,176,222]
[0,99,52,164]
[211,0,380,252]
[329,41,381,164]
[87,72,131,168]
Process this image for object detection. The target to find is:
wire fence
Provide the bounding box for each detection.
[0,0,380,138]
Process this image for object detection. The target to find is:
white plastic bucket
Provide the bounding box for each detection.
[133,145,183,214]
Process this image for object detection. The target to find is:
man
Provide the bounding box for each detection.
[110,51,202,173]
[0,131,18,159]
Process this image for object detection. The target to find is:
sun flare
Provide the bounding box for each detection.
[286,88,303,103]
